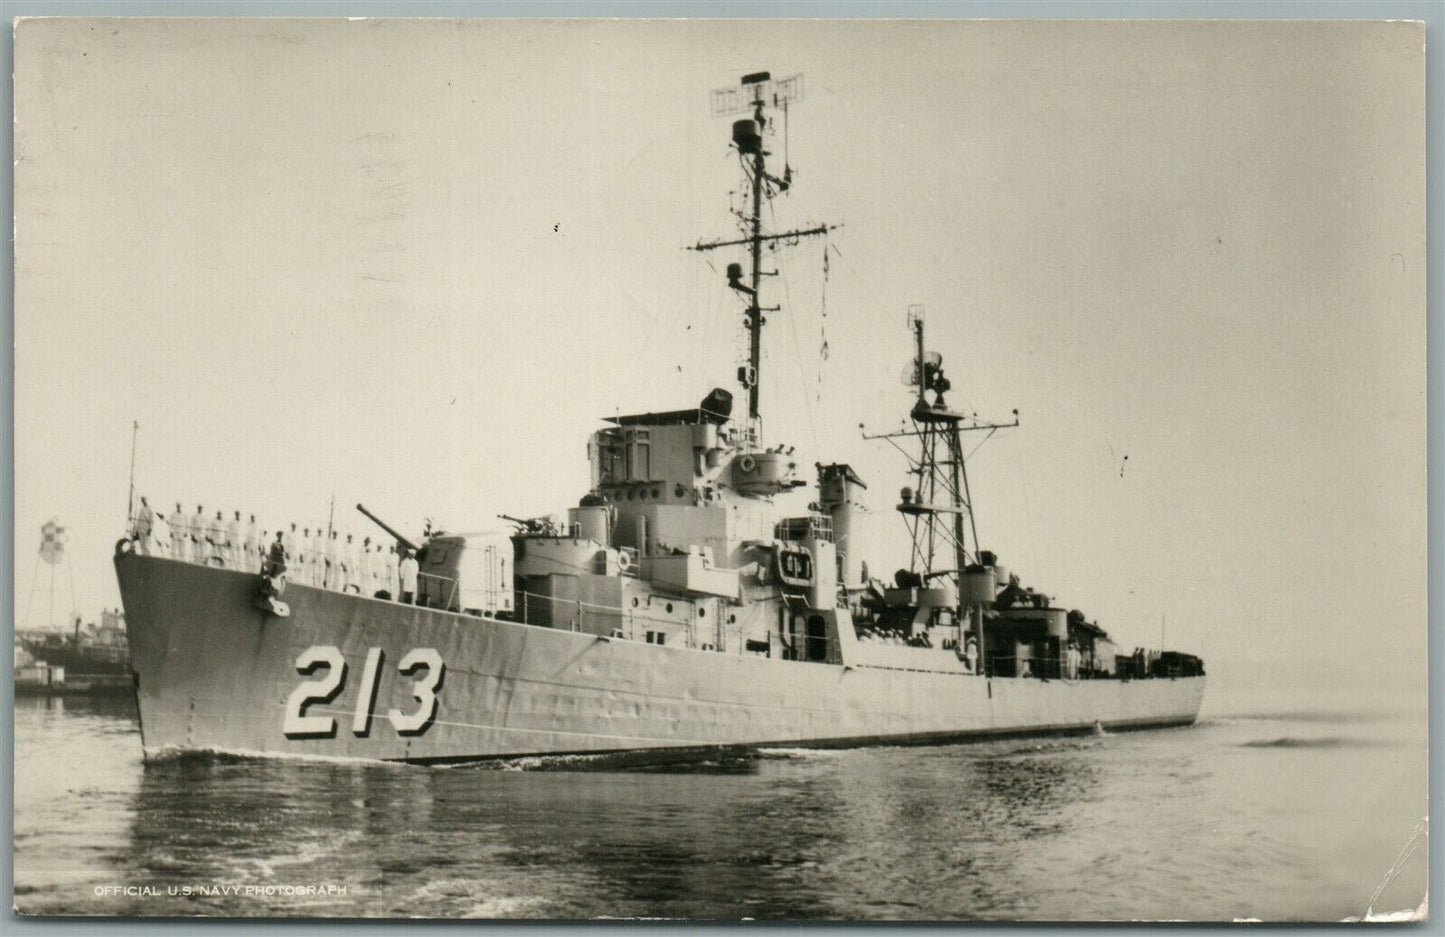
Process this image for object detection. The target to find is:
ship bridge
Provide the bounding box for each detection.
[585,388,807,567]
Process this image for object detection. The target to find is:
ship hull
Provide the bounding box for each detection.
[116,554,1205,763]
[19,640,131,676]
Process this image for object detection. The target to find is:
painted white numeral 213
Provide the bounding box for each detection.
[283,645,445,739]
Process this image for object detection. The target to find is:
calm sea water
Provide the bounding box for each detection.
[12,689,1427,921]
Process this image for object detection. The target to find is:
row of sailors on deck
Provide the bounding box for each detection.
[127,497,418,597]
[1017,642,1084,679]
[856,626,935,648]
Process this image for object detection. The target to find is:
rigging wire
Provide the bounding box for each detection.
[964,426,998,463]
[782,98,790,178]
[818,237,830,400]
[778,247,821,455]
[828,241,896,325]
[759,191,828,454]
[23,550,40,629]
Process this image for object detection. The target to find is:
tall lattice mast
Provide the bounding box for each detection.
[865,307,1018,602]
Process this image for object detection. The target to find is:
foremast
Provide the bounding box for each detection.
[691,71,833,436]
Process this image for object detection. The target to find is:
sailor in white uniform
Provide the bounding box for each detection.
[324,530,340,589]
[317,528,330,585]
[379,543,393,595]
[151,510,172,558]
[243,514,260,572]
[132,497,155,554]
[189,505,207,564]
[300,527,316,586]
[169,503,187,560]
[962,636,979,674]
[283,523,300,576]
[310,526,325,584]
[225,511,242,569]
[371,543,385,596]
[399,548,419,604]
[360,538,376,596]
[208,510,224,566]
[341,533,358,593]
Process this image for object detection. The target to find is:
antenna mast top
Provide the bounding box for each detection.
[709,73,804,118]
[864,309,1021,597]
[693,72,830,432]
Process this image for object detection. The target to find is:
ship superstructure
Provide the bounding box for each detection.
[114,71,1204,764]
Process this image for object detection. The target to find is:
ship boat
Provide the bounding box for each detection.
[114,71,1204,764]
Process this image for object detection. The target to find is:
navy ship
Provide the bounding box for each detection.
[21,609,130,676]
[18,613,132,695]
[114,71,1204,764]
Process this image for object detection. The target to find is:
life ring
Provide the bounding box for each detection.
[738,454,757,473]
[616,551,632,572]
[115,538,133,556]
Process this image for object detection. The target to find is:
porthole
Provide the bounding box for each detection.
[652,486,662,499]
[674,485,686,498]
[631,597,639,608]
[729,614,736,624]
[665,603,674,614]
[698,607,706,618]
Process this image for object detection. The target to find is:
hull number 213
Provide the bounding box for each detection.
[283,645,445,740]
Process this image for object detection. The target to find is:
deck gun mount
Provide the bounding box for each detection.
[356,503,419,555]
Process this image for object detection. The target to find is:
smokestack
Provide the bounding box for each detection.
[817,463,867,587]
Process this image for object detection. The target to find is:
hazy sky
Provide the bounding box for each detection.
[14,18,1425,700]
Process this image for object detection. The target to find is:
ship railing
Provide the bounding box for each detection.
[514,588,842,662]
[995,653,1170,681]
[729,422,762,450]
[516,588,697,627]
[515,587,723,649]
[774,514,834,542]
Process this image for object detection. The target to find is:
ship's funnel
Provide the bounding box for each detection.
[818,463,867,588]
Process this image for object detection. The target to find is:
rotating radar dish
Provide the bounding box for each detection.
[900,350,943,386]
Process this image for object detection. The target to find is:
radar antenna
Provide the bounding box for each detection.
[692,71,836,434]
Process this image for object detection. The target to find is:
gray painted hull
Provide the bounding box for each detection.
[116,553,1205,763]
